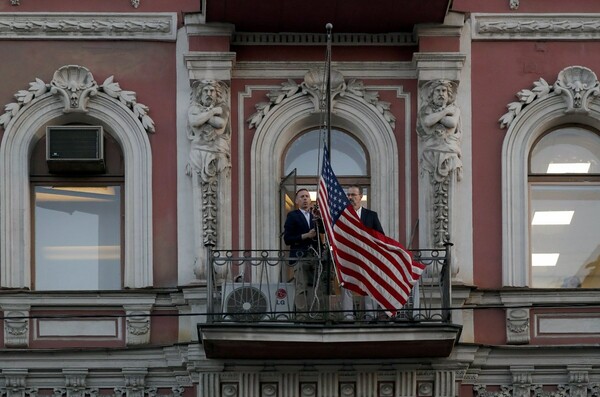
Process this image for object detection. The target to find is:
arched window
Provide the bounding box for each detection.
[528,126,600,288]
[0,73,153,289]
[283,128,369,200]
[251,82,401,253]
[30,126,124,290]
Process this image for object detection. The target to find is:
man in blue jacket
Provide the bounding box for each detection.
[284,188,323,319]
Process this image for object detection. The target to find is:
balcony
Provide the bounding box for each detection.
[197,248,462,360]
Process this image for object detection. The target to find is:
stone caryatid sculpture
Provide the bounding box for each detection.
[186,79,231,280]
[417,79,463,249]
[186,79,231,183]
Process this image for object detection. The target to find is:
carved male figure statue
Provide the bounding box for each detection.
[416,79,463,183]
[187,79,231,183]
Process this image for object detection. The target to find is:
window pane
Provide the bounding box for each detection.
[530,184,600,288]
[284,129,367,176]
[530,127,600,174]
[34,186,121,290]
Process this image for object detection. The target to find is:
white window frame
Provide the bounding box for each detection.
[251,94,400,251]
[502,94,600,286]
[0,93,153,288]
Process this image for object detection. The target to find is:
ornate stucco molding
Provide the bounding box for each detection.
[0,13,176,40]
[247,67,396,130]
[506,308,530,344]
[0,65,155,133]
[124,306,152,346]
[53,370,98,397]
[499,66,599,129]
[2,308,29,348]
[1,370,37,397]
[473,14,600,40]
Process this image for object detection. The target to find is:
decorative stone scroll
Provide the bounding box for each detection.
[247,67,396,130]
[0,65,155,133]
[0,13,175,40]
[417,79,462,249]
[499,66,600,129]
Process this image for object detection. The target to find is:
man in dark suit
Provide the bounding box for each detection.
[283,188,322,319]
[342,185,384,321]
[283,188,318,260]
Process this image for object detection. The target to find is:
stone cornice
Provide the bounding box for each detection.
[232,61,416,80]
[231,31,416,46]
[0,12,177,41]
[472,13,600,40]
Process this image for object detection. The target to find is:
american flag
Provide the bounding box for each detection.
[317,145,425,316]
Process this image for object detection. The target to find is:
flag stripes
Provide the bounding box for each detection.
[317,145,425,316]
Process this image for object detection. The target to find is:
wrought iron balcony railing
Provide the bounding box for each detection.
[206,247,451,325]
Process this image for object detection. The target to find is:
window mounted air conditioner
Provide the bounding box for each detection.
[221,283,295,322]
[46,125,105,174]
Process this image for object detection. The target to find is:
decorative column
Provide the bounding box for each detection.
[414,53,465,278]
[434,370,455,397]
[184,52,235,283]
[54,370,99,397]
[511,367,533,397]
[1,369,36,397]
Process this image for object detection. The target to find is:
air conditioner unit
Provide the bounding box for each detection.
[221,283,295,322]
[46,125,105,174]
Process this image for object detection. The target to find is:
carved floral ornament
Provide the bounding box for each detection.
[0,65,155,133]
[247,67,396,130]
[499,66,600,129]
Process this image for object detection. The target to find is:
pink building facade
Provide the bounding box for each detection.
[0,0,599,396]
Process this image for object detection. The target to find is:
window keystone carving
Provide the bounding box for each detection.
[0,65,155,133]
[499,66,599,129]
[247,68,396,130]
[554,66,600,113]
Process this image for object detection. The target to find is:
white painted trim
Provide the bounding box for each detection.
[0,12,177,41]
[0,93,153,289]
[502,94,600,286]
[251,93,400,251]
[472,13,600,41]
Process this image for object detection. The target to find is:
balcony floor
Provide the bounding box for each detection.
[198,322,462,359]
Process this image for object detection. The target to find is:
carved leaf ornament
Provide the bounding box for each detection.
[499,66,599,129]
[0,65,155,133]
[247,69,396,130]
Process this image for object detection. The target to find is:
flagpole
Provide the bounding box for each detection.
[325,23,332,161]
[324,23,333,304]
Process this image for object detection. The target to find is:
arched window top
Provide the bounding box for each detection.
[530,126,600,174]
[284,129,367,176]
